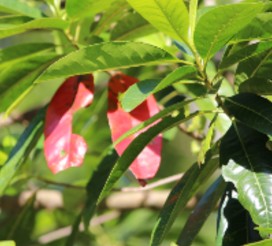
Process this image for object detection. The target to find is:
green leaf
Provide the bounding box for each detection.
[0,51,57,114]
[0,18,69,39]
[110,12,157,41]
[0,43,54,68]
[245,239,272,246]
[83,148,118,228]
[98,110,199,203]
[93,0,129,35]
[231,13,272,44]
[0,241,16,246]
[115,99,197,145]
[194,3,264,60]
[0,15,32,28]
[83,99,196,227]
[216,184,261,246]
[197,114,217,165]
[220,122,272,237]
[235,50,272,83]
[239,78,272,95]
[223,93,272,136]
[121,65,197,112]
[176,176,226,246]
[127,0,189,43]
[40,42,178,81]
[0,0,42,18]
[0,108,45,195]
[150,144,220,246]
[65,0,116,19]
[220,41,272,70]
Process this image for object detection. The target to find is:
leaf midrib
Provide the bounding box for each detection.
[205,10,240,61]
[226,97,272,128]
[154,0,186,42]
[233,122,269,227]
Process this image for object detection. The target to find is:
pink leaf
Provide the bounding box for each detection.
[107,73,162,181]
[44,75,94,173]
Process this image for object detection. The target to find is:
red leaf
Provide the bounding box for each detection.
[44,75,94,173]
[107,73,162,181]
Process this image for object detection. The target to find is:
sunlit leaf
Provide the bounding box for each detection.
[197,114,217,164]
[0,18,69,39]
[127,0,189,42]
[0,0,42,18]
[44,75,94,173]
[245,239,272,246]
[194,3,264,60]
[231,13,272,44]
[40,42,178,81]
[66,0,117,19]
[0,241,16,246]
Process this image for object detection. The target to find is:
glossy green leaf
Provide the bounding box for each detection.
[223,93,272,136]
[110,12,157,40]
[40,42,178,81]
[98,110,198,203]
[231,13,272,44]
[239,78,272,95]
[216,184,261,246]
[121,66,197,112]
[0,51,57,113]
[0,43,54,68]
[245,239,272,246]
[150,144,219,246]
[0,18,69,39]
[220,122,272,237]
[194,3,264,60]
[127,0,189,42]
[0,0,42,18]
[177,177,226,246]
[0,108,45,195]
[65,0,116,19]
[220,41,272,69]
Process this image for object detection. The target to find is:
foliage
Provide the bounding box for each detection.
[0,0,272,245]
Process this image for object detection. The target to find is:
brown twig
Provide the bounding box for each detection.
[121,173,184,192]
[178,124,204,141]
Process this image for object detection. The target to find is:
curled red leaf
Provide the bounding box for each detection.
[107,73,162,181]
[44,75,94,173]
